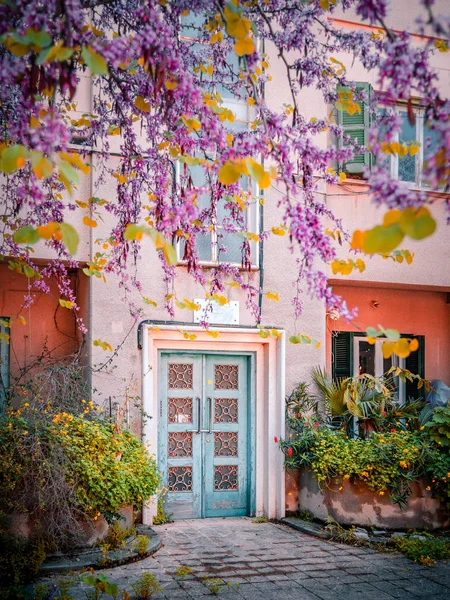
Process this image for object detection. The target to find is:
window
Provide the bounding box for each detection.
[335,83,439,187]
[177,14,260,267]
[388,106,439,187]
[0,318,10,409]
[336,82,372,176]
[332,331,425,402]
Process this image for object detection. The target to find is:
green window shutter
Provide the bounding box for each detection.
[336,82,372,175]
[405,335,425,401]
[0,318,10,409]
[332,331,354,380]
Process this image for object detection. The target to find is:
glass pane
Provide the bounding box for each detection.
[423,122,439,161]
[216,52,242,98]
[218,231,243,263]
[398,113,417,182]
[358,341,375,376]
[179,234,212,261]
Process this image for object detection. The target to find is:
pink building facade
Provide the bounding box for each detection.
[1,2,449,521]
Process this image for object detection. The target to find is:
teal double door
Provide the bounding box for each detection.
[159,352,250,519]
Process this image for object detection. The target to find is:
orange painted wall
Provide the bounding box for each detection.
[0,263,86,375]
[326,285,450,383]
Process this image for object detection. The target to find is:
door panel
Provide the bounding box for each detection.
[203,355,248,517]
[159,353,249,519]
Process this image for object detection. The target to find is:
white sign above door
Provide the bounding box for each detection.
[193,299,239,325]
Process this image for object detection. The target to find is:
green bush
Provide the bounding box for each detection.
[0,534,46,587]
[0,408,160,549]
[424,405,450,448]
[394,536,450,566]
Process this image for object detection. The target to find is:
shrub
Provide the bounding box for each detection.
[0,534,46,587]
[424,405,450,448]
[130,573,162,599]
[134,534,149,556]
[0,407,160,549]
[393,536,450,566]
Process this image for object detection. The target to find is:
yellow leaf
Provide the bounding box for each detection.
[234,38,255,56]
[339,172,347,184]
[17,315,26,326]
[59,152,90,175]
[272,226,285,236]
[225,12,252,40]
[206,330,220,339]
[83,216,97,228]
[409,338,419,352]
[36,222,60,239]
[183,298,200,311]
[247,96,255,106]
[383,209,402,227]
[266,292,279,301]
[394,338,411,359]
[218,159,246,185]
[114,173,128,184]
[213,294,228,306]
[143,297,157,307]
[59,298,74,309]
[135,96,150,112]
[382,341,394,359]
[367,337,377,345]
[165,78,178,90]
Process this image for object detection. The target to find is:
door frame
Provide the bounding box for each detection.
[140,324,286,523]
[157,350,256,519]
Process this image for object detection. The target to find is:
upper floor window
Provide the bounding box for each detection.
[335,83,439,188]
[177,14,259,268]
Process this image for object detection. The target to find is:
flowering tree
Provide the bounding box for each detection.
[0,0,448,353]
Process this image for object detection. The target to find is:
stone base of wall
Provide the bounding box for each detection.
[299,469,449,530]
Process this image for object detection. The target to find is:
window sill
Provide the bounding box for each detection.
[177,260,259,272]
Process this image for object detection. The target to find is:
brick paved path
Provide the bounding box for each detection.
[39,518,450,599]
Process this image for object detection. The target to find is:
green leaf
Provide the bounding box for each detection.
[1,144,28,173]
[13,225,39,245]
[366,327,380,338]
[26,29,52,48]
[363,224,404,254]
[59,223,79,255]
[82,45,108,75]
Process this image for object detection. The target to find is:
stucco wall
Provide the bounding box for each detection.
[0,263,85,375]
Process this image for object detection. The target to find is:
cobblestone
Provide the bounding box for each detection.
[36,517,450,599]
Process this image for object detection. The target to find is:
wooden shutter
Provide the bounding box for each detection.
[332,331,354,380]
[405,335,425,401]
[337,82,372,175]
[0,318,10,409]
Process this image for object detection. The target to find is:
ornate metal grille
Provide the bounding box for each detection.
[168,432,193,457]
[214,397,238,423]
[214,465,238,491]
[168,363,193,389]
[214,432,238,457]
[168,397,193,423]
[168,466,192,492]
[214,364,238,390]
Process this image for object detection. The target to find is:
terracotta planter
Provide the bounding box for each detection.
[298,468,449,530]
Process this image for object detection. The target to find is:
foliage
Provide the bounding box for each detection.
[280,386,450,509]
[100,521,133,552]
[0,405,160,549]
[175,565,192,579]
[325,518,355,542]
[311,368,425,438]
[133,534,150,557]
[393,535,450,566]
[152,491,171,526]
[424,405,450,448]
[251,516,269,523]
[0,0,448,341]
[202,578,224,595]
[79,572,118,600]
[0,534,46,587]
[130,573,162,600]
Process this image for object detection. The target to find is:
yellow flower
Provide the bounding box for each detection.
[23,430,28,435]
[426,486,431,491]
[338,486,343,491]
[343,474,350,479]
[399,461,408,468]
[379,491,385,496]
[361,471,369,478]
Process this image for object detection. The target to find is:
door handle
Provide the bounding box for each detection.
[186,397,202,433]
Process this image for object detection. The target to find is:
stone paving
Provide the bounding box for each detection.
[38,518,450,599]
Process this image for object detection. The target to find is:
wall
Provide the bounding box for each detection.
[0,263,86,380]
[326,284,450,383]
